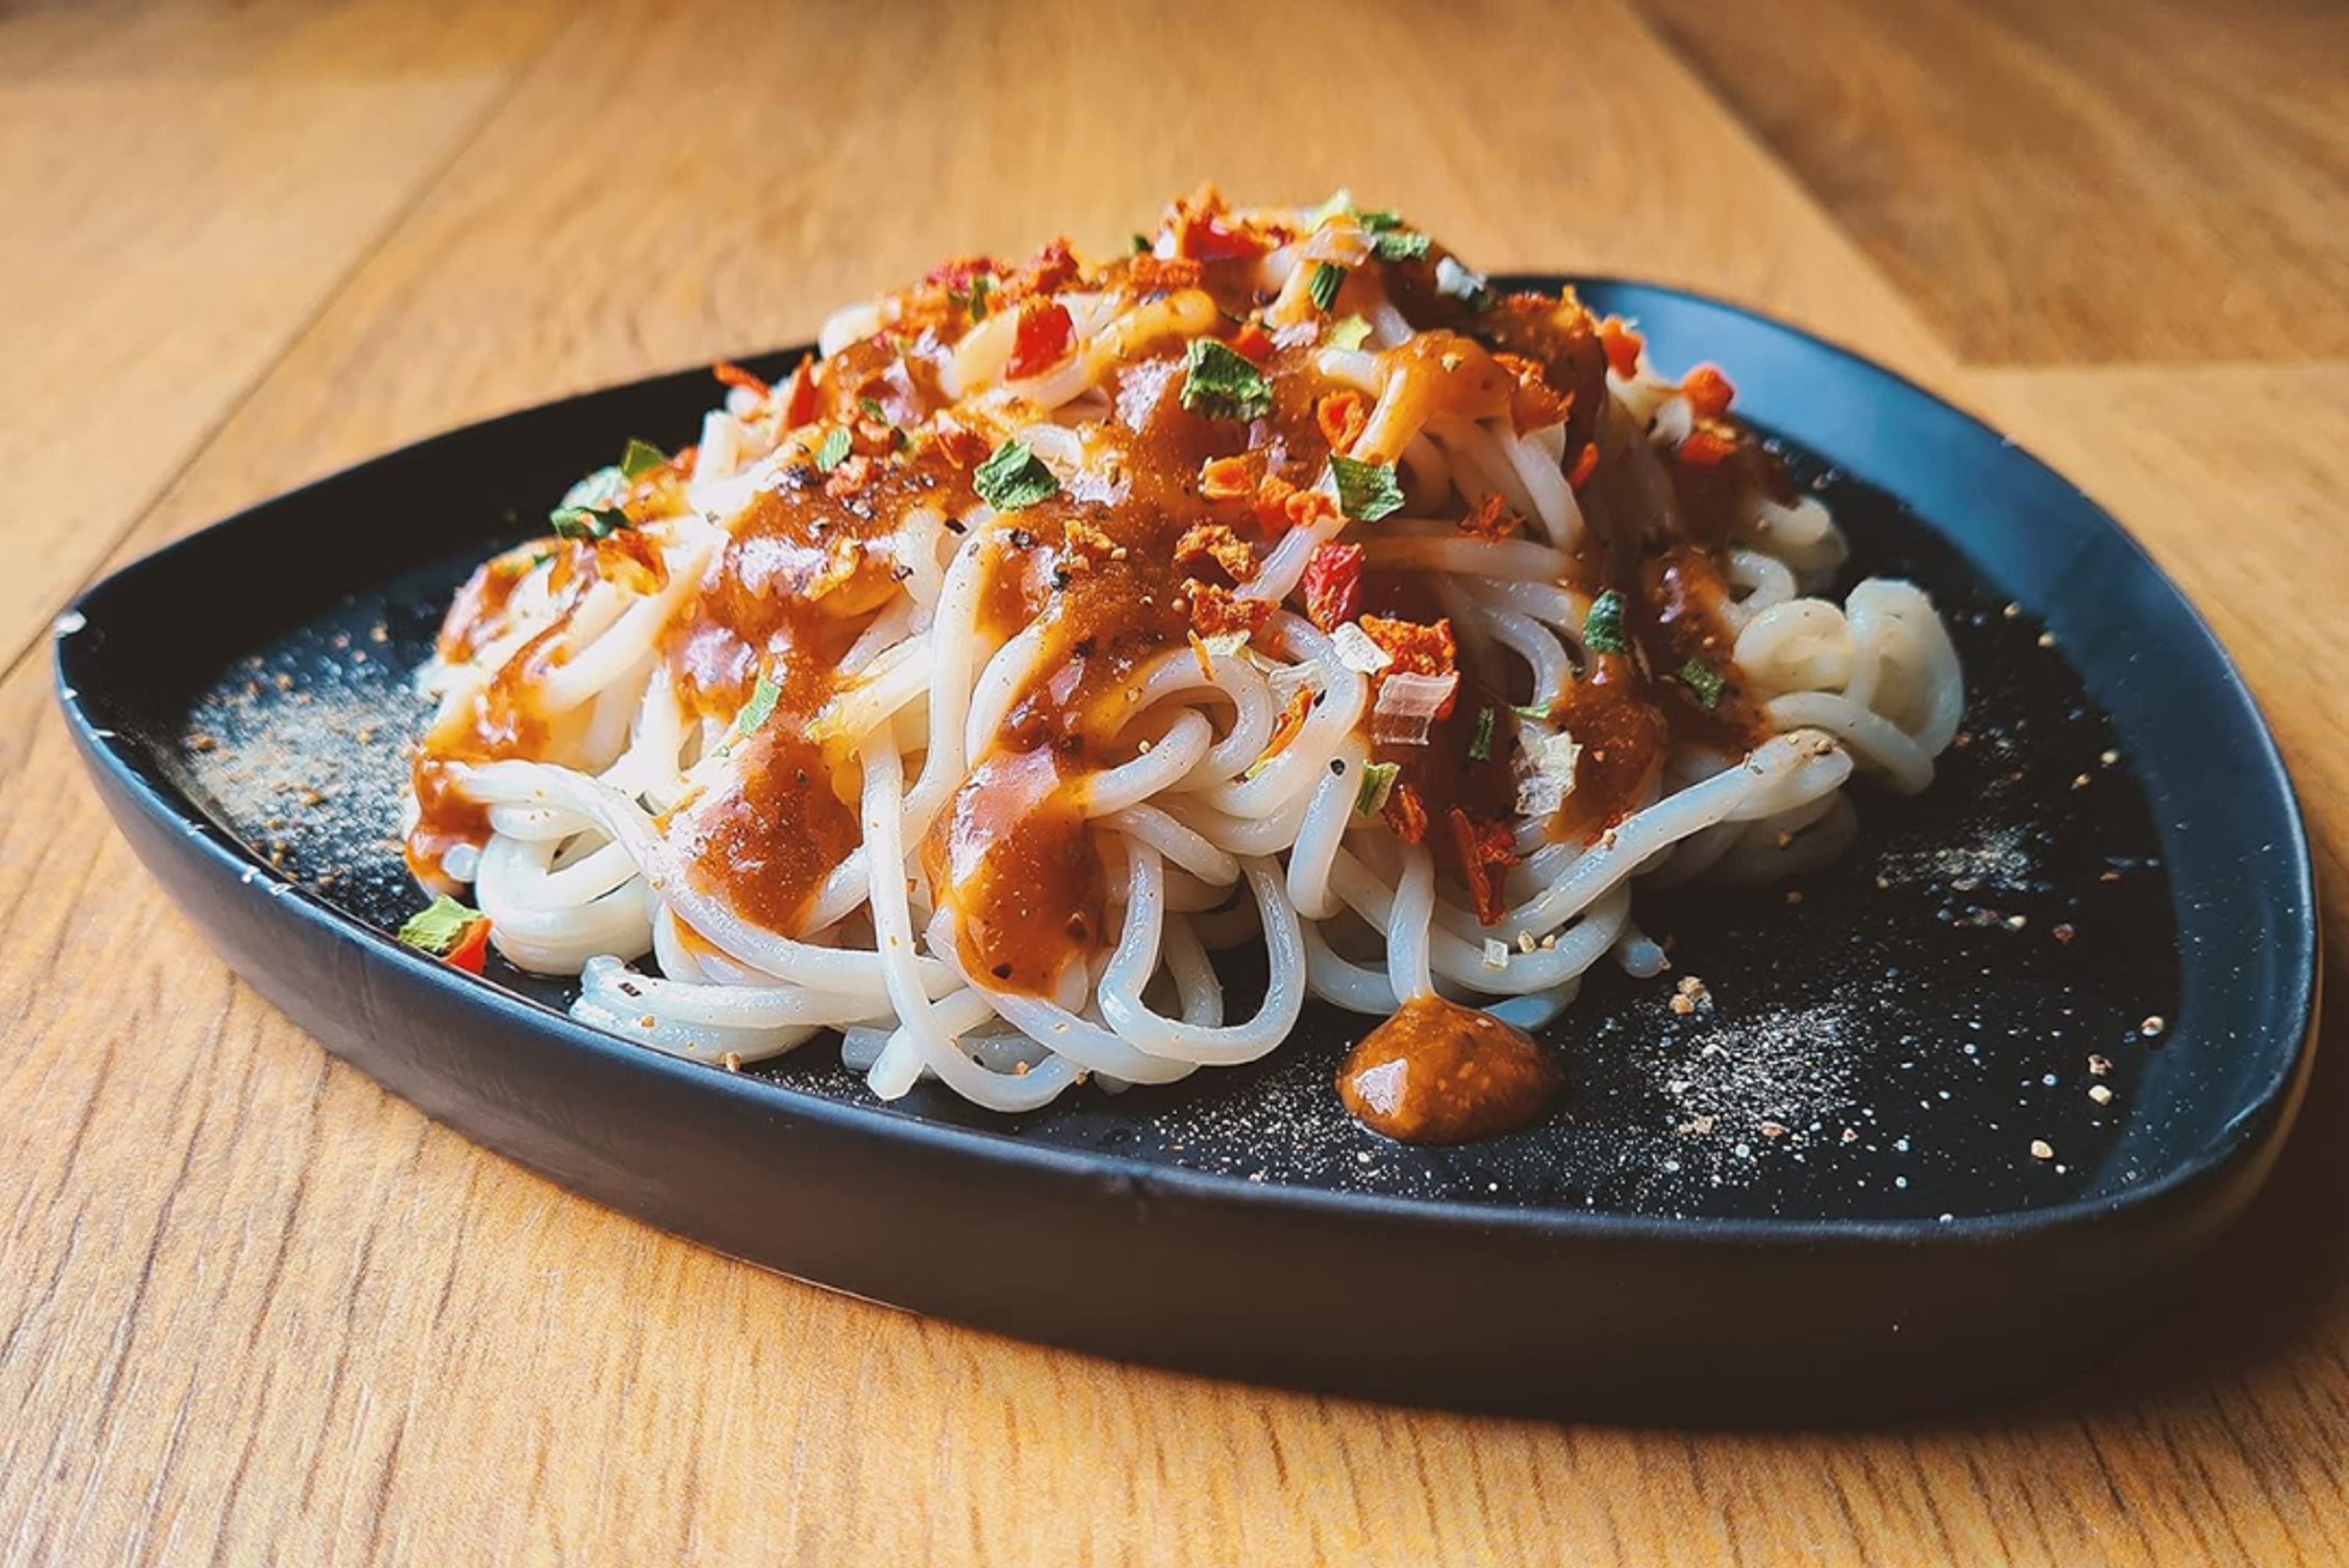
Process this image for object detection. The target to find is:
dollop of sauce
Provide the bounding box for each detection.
[1335,995,1565,1144]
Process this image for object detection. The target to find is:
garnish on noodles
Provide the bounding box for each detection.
[403,188,1962,1142]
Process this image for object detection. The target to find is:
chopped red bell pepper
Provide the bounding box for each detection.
[446,915,493,974]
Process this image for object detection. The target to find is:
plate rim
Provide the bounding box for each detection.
[53,275,2321,1252]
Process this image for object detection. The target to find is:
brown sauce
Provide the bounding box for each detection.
[1335,995,1565,1143]
[680,727,863,937]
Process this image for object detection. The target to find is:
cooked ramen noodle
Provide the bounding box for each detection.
[404,188,1961,1129]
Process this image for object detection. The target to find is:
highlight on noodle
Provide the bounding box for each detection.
[401,187,1961,1142]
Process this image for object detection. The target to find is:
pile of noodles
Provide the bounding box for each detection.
[407,193,1961,1112]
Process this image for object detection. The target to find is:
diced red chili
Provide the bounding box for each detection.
[1301,542,1364,631]
[1005,300,1075,380]
[446,916,493,974]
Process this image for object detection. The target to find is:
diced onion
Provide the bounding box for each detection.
[1482,938,1509,971]
[1330,623,1393,674]
[1650,395,1694,448]
[1370,670,1458,747]
[1435,256,1488,303]
[1514,728,1583,816]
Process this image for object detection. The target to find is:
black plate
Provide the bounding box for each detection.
[54,279,2318,1419]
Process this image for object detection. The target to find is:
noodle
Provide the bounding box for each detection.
[400,188,1962,1124]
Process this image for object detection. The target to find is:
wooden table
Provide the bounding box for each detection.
[6,1,2345,1561]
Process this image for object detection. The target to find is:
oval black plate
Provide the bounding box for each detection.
[54,280,2318,1420]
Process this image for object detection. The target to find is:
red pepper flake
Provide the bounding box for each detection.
[1199,454,1260,501]
[1494,352,1571,435]
[1005,299,1075,380]
[780,353,819,428]
[1316,391,1370,455]
[1277,484,1338,533]
[1231,320,1275,364]
[1448,808,1518,927]
[931,414,990,470]
[1460,493,1521,542]
[712,360,770,399]
[1186,579,1273,640]
[1359,615,1458,681]
[1299,542,1364,631]
[1252,473,1298,533]
[1174,522,1258,583]
[1180,214,1269,262]
[1682,363,1735,419]
[1382,780,1430,845]
[1130,254,1204,294]
[1677,428,1737,468]
[1567,441,1600,490]
[1598,316,1644,379]
[1000,238,1080,303]
[1251,473,1338,536]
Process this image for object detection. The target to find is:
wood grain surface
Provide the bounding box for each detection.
[4,1,2344,1562]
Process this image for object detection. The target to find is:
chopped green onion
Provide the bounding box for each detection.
[727,669,781,750]
[1353,760,1401,816]
[858,396,888,423]
[1511,701,1552,723]
[1326,314,1373,352]
[1468,706,1496,762]
[968,274,992,321]
[1179,338,1273,423]
[1582,590,1628,655]
[1677,657,1725,709]
[1368,229,1430,263]
[1329,455,1404,523]
[398,895,484,958]
[1130,233,1152,254]
[1307,261,1345,312]
[974,440,1059,512]
[555,464,627,514]
[549,505,631,541]
[815,427,852,473]
[619,438,667,479]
